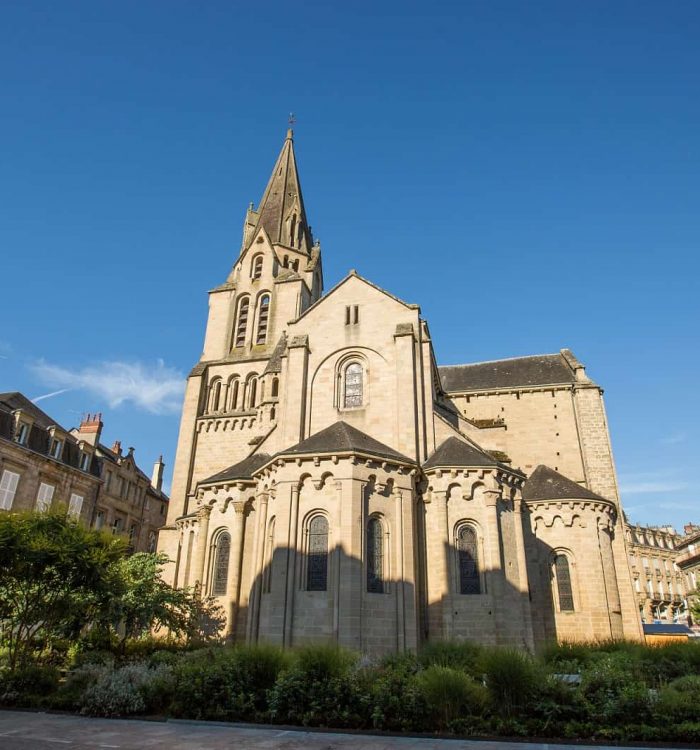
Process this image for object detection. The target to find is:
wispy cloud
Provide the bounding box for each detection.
[618,469,689,496]
[659,432,687,446]
[32,388,71,404]
[30,359,185,415]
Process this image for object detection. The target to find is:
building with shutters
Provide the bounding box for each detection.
[158,130,646,651]
[0,393,168,554]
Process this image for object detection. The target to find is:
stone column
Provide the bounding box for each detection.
[431,489,452,639]
[483,489,504,642]
[512,497,535,649]
[193,504,212,589]
[246,491,269,643]
[394,489,406,652]
[227,499,249,639]
[598,519,624,639]
[283,483,300,648]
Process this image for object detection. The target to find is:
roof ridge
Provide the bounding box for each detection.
[439,352,562,369]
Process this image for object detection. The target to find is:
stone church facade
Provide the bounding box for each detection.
[158,130,643,651]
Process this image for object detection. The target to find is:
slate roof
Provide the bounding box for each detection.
[523,465,607,503]
[439,353,577,393]
[281,421,413,464]
[263,335,287,375]
[201,453,272,484]
[423,436,501,470]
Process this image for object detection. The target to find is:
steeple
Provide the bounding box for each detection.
[242,129,312,255]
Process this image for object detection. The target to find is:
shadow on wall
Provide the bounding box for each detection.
[217,531,572,653]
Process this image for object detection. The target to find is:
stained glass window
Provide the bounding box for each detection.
[307,516,329,591]
[212,532,231,596]
[367,517,384,593]
[555,554,574,611]
[344,363,363,408]
[457,526,480,594]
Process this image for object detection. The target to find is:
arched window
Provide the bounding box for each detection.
[251,254,263,279]
[307,515,329,591]
[256,294,270,345]
[456,525,480,594]
[367,517,384,593]
[211,531,231,596]
[248,377,257,408]
[234,296,249,348]
[229,378,240,411]
[208,379,222,413]
[271,377,279,397]
[343,362,363,408]
[554,554,574,611]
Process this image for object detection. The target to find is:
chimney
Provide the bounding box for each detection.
[112,440,122,457]
[77,413,103,447]
[151,455,165,492]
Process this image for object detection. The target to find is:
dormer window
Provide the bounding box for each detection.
[50,439,63,460]
[80,451,91,472]
[14,422,29,446]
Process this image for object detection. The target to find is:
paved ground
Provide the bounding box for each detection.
[0,710,660,750]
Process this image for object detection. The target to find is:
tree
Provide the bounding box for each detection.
[106,552,225,649]
[0,511,125,670]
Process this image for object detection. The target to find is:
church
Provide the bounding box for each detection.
[158,130,643,651]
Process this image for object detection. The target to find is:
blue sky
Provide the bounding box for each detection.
[1,1,698,530]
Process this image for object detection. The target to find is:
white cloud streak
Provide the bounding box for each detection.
[30,359,185,415]
[32,388,72,403]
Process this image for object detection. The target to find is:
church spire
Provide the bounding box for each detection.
[242,129,312,255]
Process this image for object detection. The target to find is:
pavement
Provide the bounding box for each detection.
[0,710,662,750]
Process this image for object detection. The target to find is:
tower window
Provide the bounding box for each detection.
[234,297,250,348]
[211,531,231,596]
[344,305,359,326]
[456,525,480,594]
[248,377,258,408]
[290,214,297,247]
[252,255,263,279]
[229,378,240,411]
[554,554,575,611]
[367,516,384,593]
[307,515,329,591]
[343,362,363,408]
[256,294,270,345]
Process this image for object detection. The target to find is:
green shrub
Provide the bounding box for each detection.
[419,640,483,676]
[580,654,651,724]
[267,646,366,727]
[79,663,174,717]
[414,665,489,730]
[0,664,60,706]
[51,663,111,710]
[654,674,700,723]
[369,654,429,731]
[479,648,541,718]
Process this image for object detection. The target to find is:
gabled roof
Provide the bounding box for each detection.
[523,465,607,503]
[263,334,287,375]
[292,269,417,324]
[439,353,578,393]
[243,130,311,255]
[423,436,502,470]
[201,453,272,485]
[280,421,413,464]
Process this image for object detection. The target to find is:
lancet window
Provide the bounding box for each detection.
[343,362,363,408]
[252,254,263,279]
[456,525,480,594]
[367,516,384,593]
[211,531,231,596]
[554,554,575,611]
[307,515,329,591]
[234,296,250,348]
[256,294,270,345]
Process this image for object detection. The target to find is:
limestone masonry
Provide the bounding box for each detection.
[158,130,646,650]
